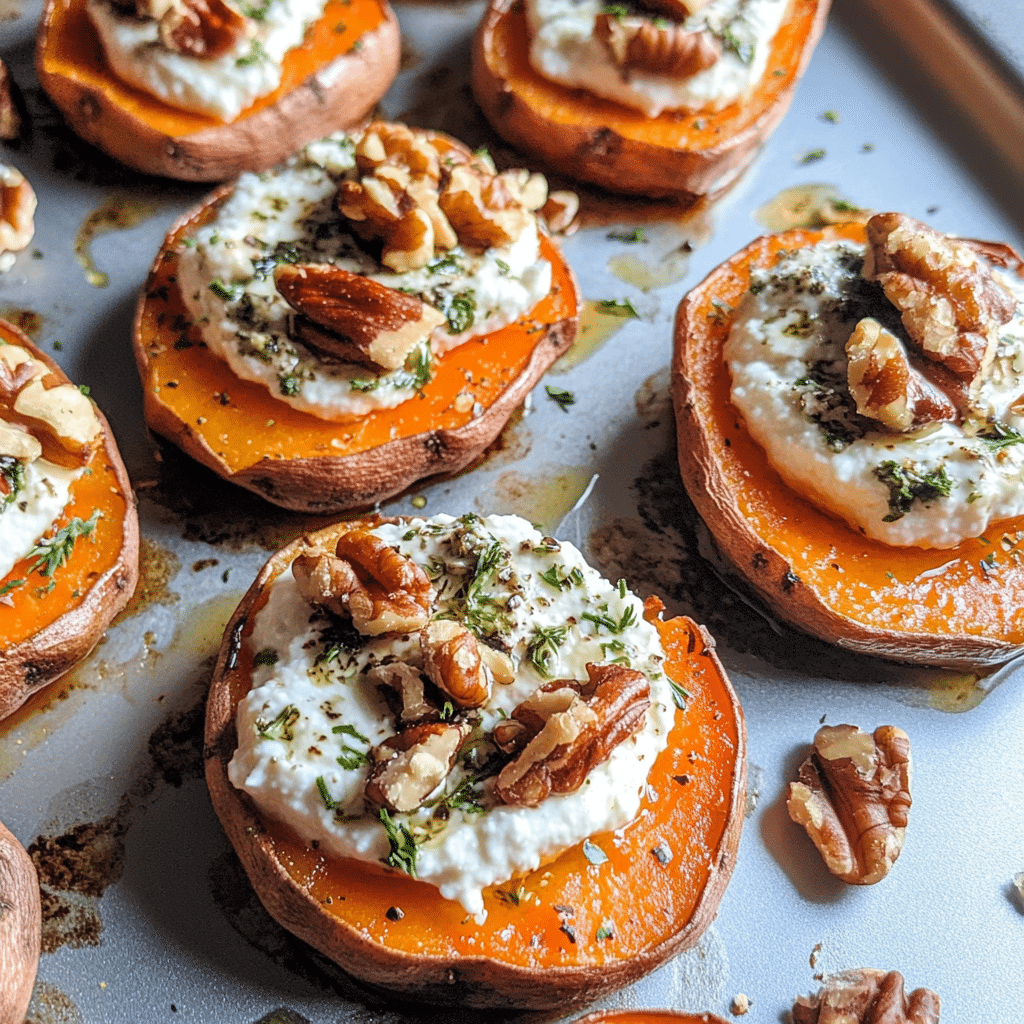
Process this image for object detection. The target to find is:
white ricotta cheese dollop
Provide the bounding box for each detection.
[525,0,790,117]
[725,240,1024,548]
[85,0,329,121]
[228,513,674,917]
[175,135,552,420]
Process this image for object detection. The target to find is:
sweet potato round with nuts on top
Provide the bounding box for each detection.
[35,0,400,181]
[0,819,40,1024]
[133,130,581,513]
[0,319,138,722]
[671,221,1024,667]
[204,518,746,1009]
[471,0,830,198]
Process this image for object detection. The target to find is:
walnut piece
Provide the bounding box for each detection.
[787,724,911,885]
[0,164,36,272]
[338,123,548,272]
[495,663,650,807]
[365,719,470,813]
[140,0,249,58]
[846,317,957,432]
[419,620,491,709]
[863,212,1016,390]
[292,528,434,636]
[792,969,940,1024]
[274,263,445,371]
[594,13,720,78]
[367,662,437,726]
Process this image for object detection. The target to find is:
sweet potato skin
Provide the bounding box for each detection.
[471,0,831,198]
[134,171,581,513]
[204,521,746,1010]
[35,0,400,181]
[0,322,139,722]
[671,224,1024,668]
[0,819,40,1024]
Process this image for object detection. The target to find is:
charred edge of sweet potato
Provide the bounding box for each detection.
[471,0,831,198]
[0,819,41,1024]
[134,187,581,512]
[671,222,1024,668]
[0,326,139,721]
[35,0,400,181]
[203,522,746,1010]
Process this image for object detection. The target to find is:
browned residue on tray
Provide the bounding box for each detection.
[27,980,84,1024]
[112,535,181,624]
[28,798,130,953]
[0,307,43,337]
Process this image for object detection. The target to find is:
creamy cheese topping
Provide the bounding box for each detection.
[85,0,329,121]
[176,135,552,420]
[526,0,790,117]
[228,513,674,917]
[725,241,1024,548]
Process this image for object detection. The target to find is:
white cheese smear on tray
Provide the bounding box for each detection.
[175,135,552,420]
[725,240,1024,548]
[228,513,674,917]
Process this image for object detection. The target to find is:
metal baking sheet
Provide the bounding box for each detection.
[2,0,1024,1020]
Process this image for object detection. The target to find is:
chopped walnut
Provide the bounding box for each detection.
[338,123,545,272]
[594,13,720,79]
[365,719,471,813]
[292,528,434,636]
[274,263,446,371]
[420,620,491,709]
[0,60,23,141]
[0,164,36,272]
[494,663,650,807]
[141,0,249,58]
[863,212,1016,389]
[846,317,957,432]
[787,724,911,885]
[792,969,940,1024]
[367,662,437,726]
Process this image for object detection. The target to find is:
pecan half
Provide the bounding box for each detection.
[846,317,957,432]
[792,969,940,1024]
[155,0,248,59]
[863,212,1016,389]
[595,13,720,78]
[365,719,471,813]
[0,164,36,271]
[274,264,445,372]
[787,724,911,885]
[494,663,650,807]
[292,529,434,636]
[420,620,491,709]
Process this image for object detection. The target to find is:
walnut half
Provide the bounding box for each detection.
[792,968,940,1024]
[786,724,911,885]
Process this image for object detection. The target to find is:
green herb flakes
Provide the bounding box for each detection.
[545,385,576,411]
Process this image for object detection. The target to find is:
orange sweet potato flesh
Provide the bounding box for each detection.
[204,523,746,1010]
[134,184,580,513]
[35,0,399,181]
[472,0,831,198]
[0,319,139,720]
[672,223,1024,668]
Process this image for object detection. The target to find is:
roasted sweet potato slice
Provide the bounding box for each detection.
[0,819,40,1024]
[0,320,139,721]
[35,0,400,181]
[671,222,1024,668]
[204,520,746,1010]
[471,0,830,198]
[133,173,580,513]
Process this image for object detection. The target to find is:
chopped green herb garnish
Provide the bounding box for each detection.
[257,704,300,741]
[379,808,419,877]
[545,385,575,411]
[445,291,476,334]
[598,298,639,318]
[235,40,269,67]
[278,372,301,396]
[978,422,1024,450]
[822,109,840,123]
[494,258,511,275]
[527,624,567,677]
[875,460,953,521]
[316,775,337,809]
[606,227,647,243]
[252,647,279,667]
[540,563,585,591]
[669,679,690,710]
[596,923,614,940]
[209,279,239,301]
[581,605,637,635]
[440,700,455,720]
[721,24,754,64]
[27,510,102,578]
[800,148,827,164]
[0,578,25,597]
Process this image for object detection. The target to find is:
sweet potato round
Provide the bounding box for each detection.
[0,819,40,1024]
[671,222,1024,668]
[204,520,746,1010]
[471,0,831,198]
[575,1011,731,1024]
[0,320,139,721]
[35,0,400,181]
[133,168,581,513]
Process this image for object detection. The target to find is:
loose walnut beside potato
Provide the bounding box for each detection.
[793,969,940,1024]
